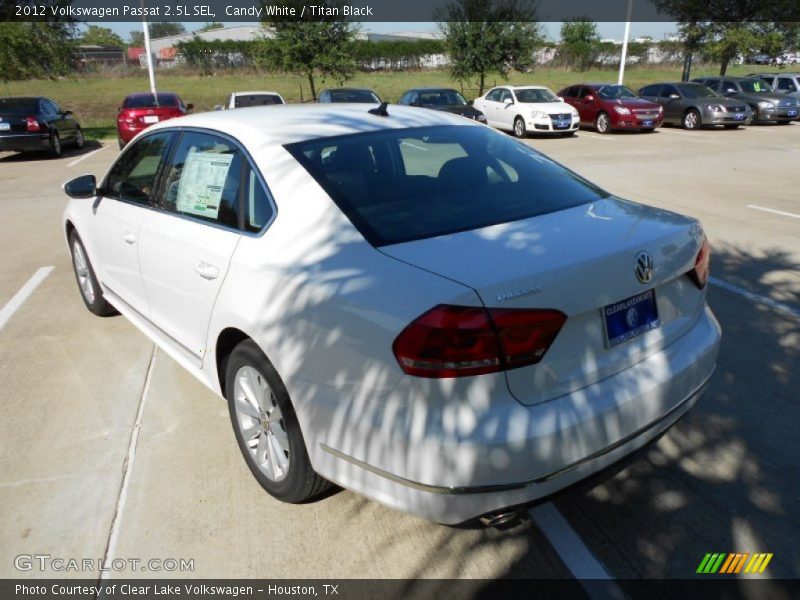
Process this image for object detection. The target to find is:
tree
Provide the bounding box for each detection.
[262,2,358,101]
[558,19,600,71]
[0,21,76,81]
[197,22,224,33]
[149,22,186,39]
[80,25,124,48]
[129,30,144,47]
[655,0,800,75]
[437,0,542,96]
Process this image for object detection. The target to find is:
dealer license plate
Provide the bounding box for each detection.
[554,120,570,129]
[642,120,653,127]
[603,289,660,348]
[789,110,798,117]
[734,113,745,120]
[142,115,159,124]
[0,123,10,131]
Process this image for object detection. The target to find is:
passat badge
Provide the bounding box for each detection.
[635,252,654,284]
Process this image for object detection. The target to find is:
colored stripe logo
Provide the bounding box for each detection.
[696,553,773,574]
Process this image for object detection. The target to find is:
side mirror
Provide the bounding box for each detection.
[62,110,74,117]
[63,175,96,199]
[213,105,223,111]
[186,103,194,111]
[669,93,681,99]
[584,95,594,102]
[725,89,736,95]
[503,97,513,105]
[467,100,474,106]
[558,96,565,102]
[411,101,420,107]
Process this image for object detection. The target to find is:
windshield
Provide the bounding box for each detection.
[419,90,467,106]
[597,85,639,100]
[677,84,718,99]
[739,79,773,93]
[513,88,559,103]
[234,94,283,107]
[124,94,179,109]
[330,90,380,103]
[0,98,38,114]
[286,126,608,246]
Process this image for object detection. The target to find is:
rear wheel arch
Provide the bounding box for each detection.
[215,327,252,393]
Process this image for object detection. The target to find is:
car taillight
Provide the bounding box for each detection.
[688,235,711,289]
[393,304,567,378]
[26,117,40,132]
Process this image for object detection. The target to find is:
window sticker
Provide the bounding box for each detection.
[176,149,234,219]
[754,81,761,92]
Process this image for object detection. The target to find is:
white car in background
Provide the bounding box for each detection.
[62,105,720,524]
[216,91,285,111]
[473,85,580,137]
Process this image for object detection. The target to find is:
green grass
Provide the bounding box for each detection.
[1,64,759,139]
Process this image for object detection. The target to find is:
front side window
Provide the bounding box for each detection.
[104,132,174,205]
[485,89,502,102]
[286,125,608,246]
[739,79,772,93]
[776,78,798,92]
[678,84,717,98]
[639,84,662,97]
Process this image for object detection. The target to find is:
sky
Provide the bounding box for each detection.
[101,21,679,43]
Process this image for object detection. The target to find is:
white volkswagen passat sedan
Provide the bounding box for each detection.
[473,85,580,137]
[62,104,720,524]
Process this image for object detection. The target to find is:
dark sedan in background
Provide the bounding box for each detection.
[116,92,192,149]
[692,76,798,124]
[0,96,84,157]
[638,82,751,129]
[559,83,664,133]
[318,88,381,103]
[398,88,487,123]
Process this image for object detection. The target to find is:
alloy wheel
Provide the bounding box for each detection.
[72,241,95,304]
[233,365,290,482]
[596,113,611,133]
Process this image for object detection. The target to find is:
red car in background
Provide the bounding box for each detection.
[116,92,192,148]
[558,83,663,133]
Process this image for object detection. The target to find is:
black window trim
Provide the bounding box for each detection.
[100,126,278,238]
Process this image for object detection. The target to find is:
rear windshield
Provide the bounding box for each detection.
[0,98,38,114]
[330,90,380,103]
[286,125,608,246]
[234,94,283,107]
[124,94,178,108]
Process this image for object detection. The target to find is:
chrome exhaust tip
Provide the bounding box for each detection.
[479,511,519,528]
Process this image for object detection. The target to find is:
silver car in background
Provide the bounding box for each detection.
[639,82,751,129]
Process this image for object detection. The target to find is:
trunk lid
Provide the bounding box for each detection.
[380,197,707,406]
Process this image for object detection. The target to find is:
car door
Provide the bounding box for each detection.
[560,86,581,120]
[38,99,61,141]
[576,86,598,124]
[659,85,683,121]
[137,130,250,366]
[48,99,74,142]
[94,130,176,316]
[497,89,516,130]
[479,89,500,127]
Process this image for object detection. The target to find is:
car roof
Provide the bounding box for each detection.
[145,103,481,147]
[407,88,460,93]
[125,92,178,98]
[323,88,376,92]
[505,85,549,90]
[232,91,282,96]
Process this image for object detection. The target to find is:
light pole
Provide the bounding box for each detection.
[618,0,634,85]
[141,0,157,96]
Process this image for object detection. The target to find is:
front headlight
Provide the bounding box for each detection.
[708,105,725,112]
[657,105,664,114]
[613,106,632,115]
[571,110,579,119]
[758,100,774,109]
[531,110,548,119]
[476,113,487,123]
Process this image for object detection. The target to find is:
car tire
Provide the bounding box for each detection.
[595,111,611,134]
[49,131,62,157]
[513,117,527,138]
[224,339,331,503]
[746,107,758,126]
[682,109,701,130]
[75,127,85,149]
[724,124,740,129]
[777,120,790,125]
[69,231,118,317]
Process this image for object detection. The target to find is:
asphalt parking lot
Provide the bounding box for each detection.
[0,122,798,585]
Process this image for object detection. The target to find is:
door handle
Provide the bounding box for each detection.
[122,231,136,245]
[194,261,219,280]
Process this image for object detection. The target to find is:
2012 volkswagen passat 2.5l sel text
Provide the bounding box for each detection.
[62,105,721,524]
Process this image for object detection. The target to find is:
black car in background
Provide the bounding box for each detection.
[318,88,381,103]
[0,96,84,157]
[398,88,487,123]
[692,76,799,124]
[638,82,751,129]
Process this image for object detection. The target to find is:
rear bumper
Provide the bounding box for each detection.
[0,133,49,152]
[314,305,721,523]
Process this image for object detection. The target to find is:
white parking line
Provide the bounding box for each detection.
[710,277,800,319]
[67,145,106,167]
[100,346,158,582]
[0,266,54,332]
[746,204,800,220]
[530,502,626,598]
[579,133,616,141]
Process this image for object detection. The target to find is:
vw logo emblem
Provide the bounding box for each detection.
[635,252,654,284]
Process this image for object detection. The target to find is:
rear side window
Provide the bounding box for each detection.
[104,132,174,205]
[286,125,608,246]
[639,84,662,97]
[156,131,274,232]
